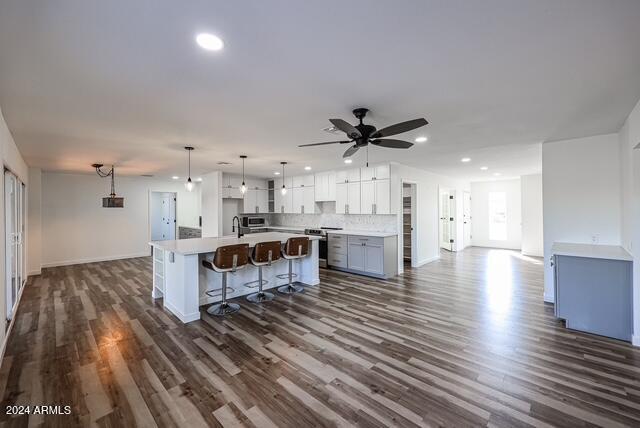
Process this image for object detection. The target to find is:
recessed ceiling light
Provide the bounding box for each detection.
[172,176,180,180]
[195,177,203,182]
[415,136,428,143]
[480,166,488,171]
[274,171,280,175]
[196,33,224,51]
[493,172,501,176]
[344,159,353,164]
[461,157,471,163]
[304,166,312,171]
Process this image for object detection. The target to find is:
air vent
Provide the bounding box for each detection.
[141,174,153,177]
[217,161,232,165]
[322,126,341,135]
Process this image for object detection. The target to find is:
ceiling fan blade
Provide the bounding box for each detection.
[370,118,428,138]
[329,119,362,140]
[298,140,351,147]
[343,145,360,158]
[371,139,414,149]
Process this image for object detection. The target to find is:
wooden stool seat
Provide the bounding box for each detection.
[246,241,282,303]
[278,237,310,295]
[202,243,249,316]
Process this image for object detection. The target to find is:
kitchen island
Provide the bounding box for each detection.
[149,232,321,323]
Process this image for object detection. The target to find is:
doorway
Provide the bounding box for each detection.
[439,188,456,252]
[5,169,26,322]
[402,182,417,266]
[150,192,176,241]
[463,191,471,248]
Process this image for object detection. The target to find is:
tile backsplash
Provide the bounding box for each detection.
[269,213,397,233]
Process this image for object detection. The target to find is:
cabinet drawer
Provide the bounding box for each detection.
[348,235,384,246]
[329,242,347,255]
[328,253,348,268]
[328,233,346,242]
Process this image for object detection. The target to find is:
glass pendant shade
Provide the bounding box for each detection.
[240,182,247,194]
[185,177,194,192]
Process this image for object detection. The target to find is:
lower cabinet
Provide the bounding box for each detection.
[328,233,397,278]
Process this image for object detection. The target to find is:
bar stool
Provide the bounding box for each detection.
[246,240,282,303]
[202,243,249,316]
[278,237,310,295]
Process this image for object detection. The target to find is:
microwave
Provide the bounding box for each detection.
[242,216,266,228]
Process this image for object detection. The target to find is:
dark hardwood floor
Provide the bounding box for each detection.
[1,247,640,427]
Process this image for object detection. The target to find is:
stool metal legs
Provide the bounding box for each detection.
[278,260,304,294]
[246,266,275,303]
[207,272,240,316]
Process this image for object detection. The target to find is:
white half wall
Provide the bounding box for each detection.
[389,163,470,273]
[470,178,522,250]
[542,133,621,303]
[521,174,543,257]
[39,172,201,267]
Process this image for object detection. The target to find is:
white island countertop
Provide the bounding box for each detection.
[150,232,321,255]
[551,242,633,261]
[326,230,397,238]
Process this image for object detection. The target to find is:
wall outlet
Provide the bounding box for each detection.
[591,235,600,244]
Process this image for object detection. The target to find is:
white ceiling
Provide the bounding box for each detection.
[1,0,640,181]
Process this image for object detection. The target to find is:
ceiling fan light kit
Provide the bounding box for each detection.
[299,107,428,166]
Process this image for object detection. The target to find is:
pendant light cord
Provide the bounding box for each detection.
[110,165,116,197]
[188,149,191,179]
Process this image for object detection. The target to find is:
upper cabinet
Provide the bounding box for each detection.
[243,188,269,213]
[273,176,293,213]
[221,174,243,199]
[315,171,336,201]
[335,168,361,184]
[292,174,314,188]
[361,164,390,181]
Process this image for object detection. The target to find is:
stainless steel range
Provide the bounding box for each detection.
[304,227,342,268]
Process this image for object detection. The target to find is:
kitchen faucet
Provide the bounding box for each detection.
[232,216,243,238]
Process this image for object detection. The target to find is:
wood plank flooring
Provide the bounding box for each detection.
[2,247,640,427]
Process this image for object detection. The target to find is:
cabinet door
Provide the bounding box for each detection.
[292,187,303,214]
[375,164,390,180]
[360,166,375,181]
[257,189,269,213]
[375,179,390,214]
[243,190,256,213]
[314,172,326,201]
[360,180,375,215]
[335,170,348,184]
[327,171,336,200]
[347,242,366,271]
[347,168,360,182]
[228,176,243,199]
[303,186,315,214]
[283,190,293,213]
[364,243,384,275]
[347,181,361,214]
[335,182,348,214]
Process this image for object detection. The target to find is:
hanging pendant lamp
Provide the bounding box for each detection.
[184,146,194,192]
[280,162,287,195]
[240,155,247,194]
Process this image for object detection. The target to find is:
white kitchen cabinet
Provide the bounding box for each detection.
[361,164,390,181]
[336,181,361,214]
[292,174,314,188]
[335,168,361,184]
[347,242,366,271]
[291,186,315,214]
[222,174,243,199]
[274,176,293,213]
[243,188,269,213]
[360,178,390,215]
[314,171,336,201]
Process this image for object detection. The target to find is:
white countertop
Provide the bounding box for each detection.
[266,226,307,232]
[326,230,397,238]
[150,232,320,255]
[551,242,633,261]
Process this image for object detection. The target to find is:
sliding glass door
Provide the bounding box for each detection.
[5,170,25,321]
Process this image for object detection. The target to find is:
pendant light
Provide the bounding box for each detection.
[184,146,195,192]
[240,155,247,194]
[280,162,287,195]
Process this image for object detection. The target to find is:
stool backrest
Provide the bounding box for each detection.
[213,243,249,271]
[284,237,309,257]
[252,241,282,265]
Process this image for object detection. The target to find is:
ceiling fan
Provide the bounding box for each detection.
[299,108,428,162]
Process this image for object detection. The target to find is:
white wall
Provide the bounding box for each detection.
[390,163,470,273]
[0,107,29,355]
[470,178,522,250]
[27,168,41,275]
[38,172,201,267]
[521,174,543,257]
[542,133,621,302]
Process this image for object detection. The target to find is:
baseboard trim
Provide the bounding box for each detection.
[0,280,28,364]
[632,334,640,347]
[164,301,200,324]
[543,292,555,303]
[28,269,41,277]
[41,252,151,268]
[415,256,440,267]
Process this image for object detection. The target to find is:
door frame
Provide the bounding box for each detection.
[400,180,418,269]
[4,168,26,322]
[462,190,471,249]
[438,186,456,253]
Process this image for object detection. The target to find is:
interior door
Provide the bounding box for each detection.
[440,191,452,251]
[463,191,471,248]
[5,170,24,321]
[160,195,176,240]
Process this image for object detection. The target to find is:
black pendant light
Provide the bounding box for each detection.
[280,162,287,195]
[240,155,247,194]
[184,146,194,192]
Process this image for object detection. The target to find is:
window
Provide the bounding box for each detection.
[489,191,507,241]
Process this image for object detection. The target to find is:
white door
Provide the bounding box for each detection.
[364,243,384,275]
[347,242,365,271]
[360,180,375,214]
[375,179,390,214]
[463,191,471,248]
[347,181,361,214]
[336,182,348,214]
[440,191,452,251]
[161,195,176,240]
[5,171,25,321]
